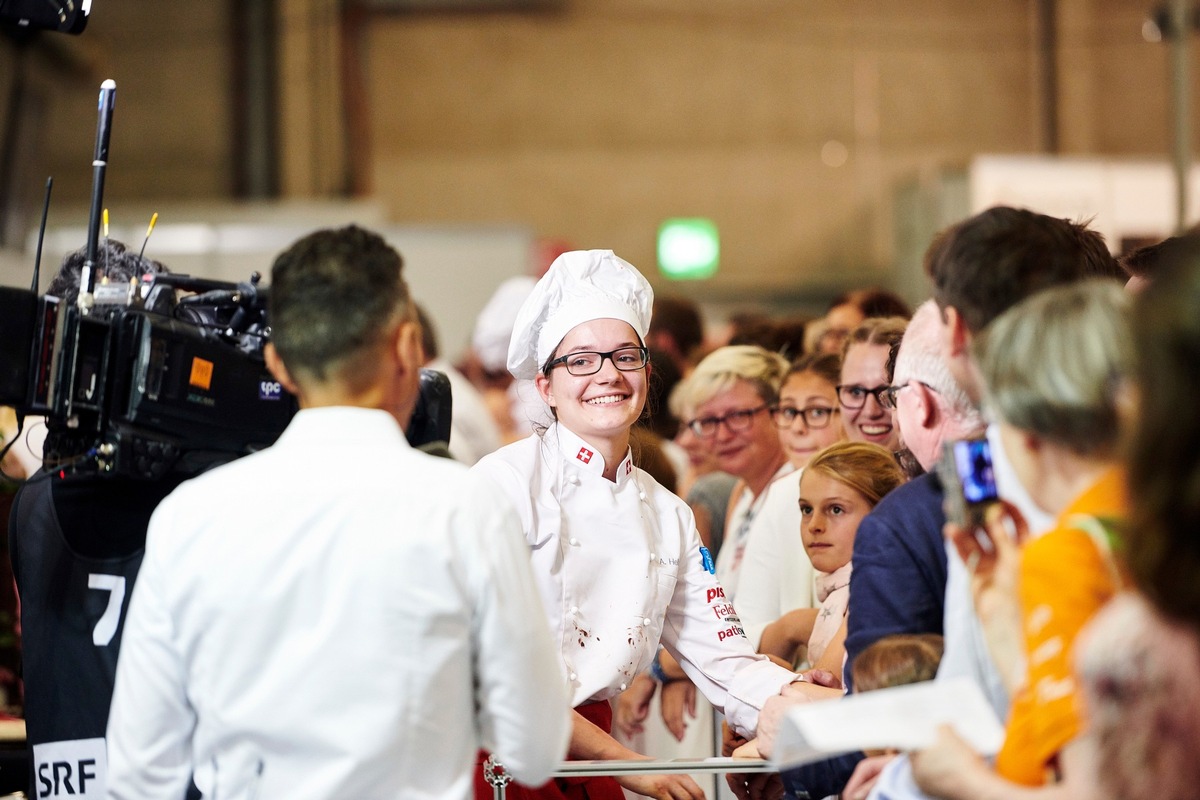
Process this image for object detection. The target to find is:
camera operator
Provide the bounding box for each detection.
[7,239,181,799]
[105,225,568,798]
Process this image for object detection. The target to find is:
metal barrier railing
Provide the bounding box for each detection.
[482,756,775,800]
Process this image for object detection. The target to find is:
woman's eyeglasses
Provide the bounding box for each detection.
[837,384,893,410]
[686,405,770,438]
[771,405,838,429]
[545,347,649,376]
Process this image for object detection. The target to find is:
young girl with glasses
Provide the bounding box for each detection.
[470,251,798,800]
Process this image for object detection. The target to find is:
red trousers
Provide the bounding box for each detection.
[473,700,624,800]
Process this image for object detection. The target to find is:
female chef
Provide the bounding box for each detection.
[471,250,798,800]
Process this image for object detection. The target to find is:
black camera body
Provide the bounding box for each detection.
[0,0,89,34]
[0,76,452,480]
[0,274,296,479]
[0,274,455,480]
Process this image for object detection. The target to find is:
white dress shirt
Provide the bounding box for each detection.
[733,469,817,649]
[472,423,797,737]
[716,463,795,603]
[107,407,569,800]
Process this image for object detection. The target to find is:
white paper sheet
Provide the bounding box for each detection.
[771,676,1005,769]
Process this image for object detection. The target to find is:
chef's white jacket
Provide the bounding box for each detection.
[106,407,569,800]
[472,423,797,737]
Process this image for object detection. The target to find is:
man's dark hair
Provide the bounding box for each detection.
[641,346,683,439]
[828,288,911,320]
[649,295,704,362]
[729,316,810,361]
[269,225,410,381]
[48,239,169,304]
[924,206,1121,334]
[1120,230,1200,281]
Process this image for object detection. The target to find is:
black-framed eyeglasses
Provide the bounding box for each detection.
[687,405,770,438]
[837,384,892,410]
[771,405,838,429]
[882,380,938,410]
[545,346,649,377]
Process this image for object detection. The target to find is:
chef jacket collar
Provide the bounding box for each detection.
[553,423,636,487]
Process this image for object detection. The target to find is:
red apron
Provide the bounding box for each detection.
[474,700,624,800]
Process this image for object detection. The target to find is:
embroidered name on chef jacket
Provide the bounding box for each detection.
[576,447,594,464]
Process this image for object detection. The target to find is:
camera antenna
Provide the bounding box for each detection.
[138,211,158,260]
[31,176,52,294]
[78,79,116,312]
[102,208,109,280]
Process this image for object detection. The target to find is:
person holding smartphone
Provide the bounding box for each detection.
[911,280,1131,798]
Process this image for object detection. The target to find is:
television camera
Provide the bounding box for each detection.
[0,80,451,480]
[0,270,300,479]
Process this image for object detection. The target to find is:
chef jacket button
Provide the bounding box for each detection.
[620,682,628,691]
[570,605,579,615]
[643,617,652,626]
[649,552,656,561]
[569,537,580,546]
[639,490,647,500]
[568,474,581,485]
[569,672,578,681]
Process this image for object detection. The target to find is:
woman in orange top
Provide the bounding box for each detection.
[912,280,1132,798]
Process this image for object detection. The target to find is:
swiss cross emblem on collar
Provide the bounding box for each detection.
[576,447,594,464]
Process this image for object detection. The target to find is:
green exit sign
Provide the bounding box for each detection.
[658,218,719,280]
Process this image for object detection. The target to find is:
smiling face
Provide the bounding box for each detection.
[840,342,900,451]
[776,371,845,469]
[535,318,648,448]
[690,378,783,489]
[799,469,872,574]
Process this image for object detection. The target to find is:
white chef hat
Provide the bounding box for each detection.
[472,275,538,373]
[507,250,654,380]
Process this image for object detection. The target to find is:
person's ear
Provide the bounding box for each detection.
[264,343,301,396]
[393,320,422,376]
[535,371,555,408]
[913,382,937,429]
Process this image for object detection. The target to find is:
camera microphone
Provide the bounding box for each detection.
[79,79,117,311]
[179,289,240,306]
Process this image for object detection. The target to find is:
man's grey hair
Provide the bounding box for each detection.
[894,300,982,429]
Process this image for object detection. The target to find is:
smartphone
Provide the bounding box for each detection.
[937,436,1000,529]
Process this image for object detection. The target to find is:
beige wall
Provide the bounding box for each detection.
[12,0,1199,305]
[364,2,1041,298]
